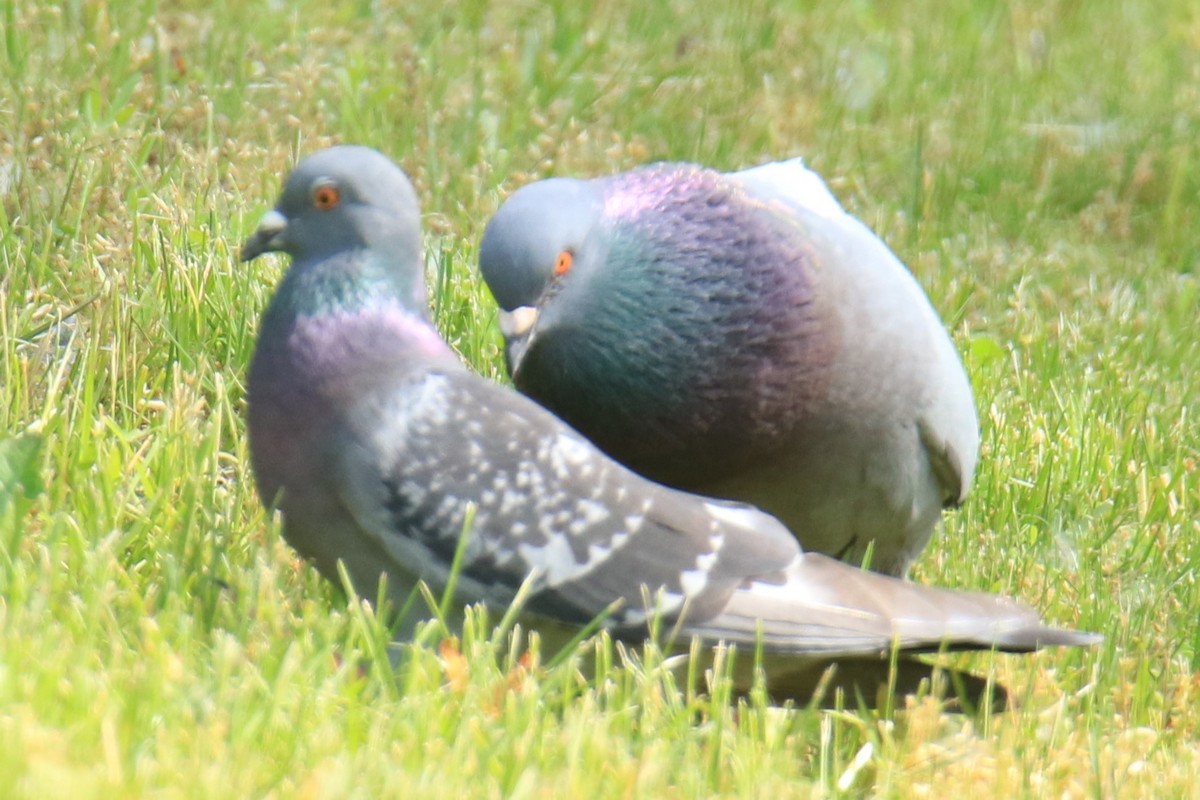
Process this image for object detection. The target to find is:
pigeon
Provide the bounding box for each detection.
[242,146,1098,707]
[478,160,980,577]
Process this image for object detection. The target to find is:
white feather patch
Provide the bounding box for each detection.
[679,568,708,597]
[734,158,847,221]
[703,502,757,530]
[518,533,580,586]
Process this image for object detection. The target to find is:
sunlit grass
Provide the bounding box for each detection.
[2,0,1198,796]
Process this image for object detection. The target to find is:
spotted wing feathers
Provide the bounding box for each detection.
[330,364,1095,658]
[332,365,800,632]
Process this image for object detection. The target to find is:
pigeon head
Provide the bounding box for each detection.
[478,177,604,365]
[478,177,604,309]
[241,145,427,316]
[242,145,421,267]
[478,163,835,480]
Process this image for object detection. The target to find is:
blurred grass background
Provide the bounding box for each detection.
[1,0,1197,796]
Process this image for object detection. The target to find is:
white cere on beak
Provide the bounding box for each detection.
[255,209,288,239]
[499,306,539,338]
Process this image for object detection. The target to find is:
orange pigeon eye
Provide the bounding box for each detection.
[554,249,573,276]
[313,184,341,210]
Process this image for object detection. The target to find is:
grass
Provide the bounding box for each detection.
[1,0,1198,795]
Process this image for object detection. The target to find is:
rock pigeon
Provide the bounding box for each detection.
[478,160,980,577]
[242,146,1098,706]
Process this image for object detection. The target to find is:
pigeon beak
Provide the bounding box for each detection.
[498,306,539,374]
[240,209,289,262]
[498,305,539,339]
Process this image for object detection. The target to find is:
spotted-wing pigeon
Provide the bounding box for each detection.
[478,160,979,577]
[243,146,1096,706]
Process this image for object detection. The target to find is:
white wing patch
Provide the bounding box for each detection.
[518,533,579,586]
[547,431,596,480]
[696,549,719,572]
[389,372,453,428]
[587,540,614,563]
[734,158,848,221]
[568,497,610,535]
[679,568,708,597]
[703,502,758,531]
[679,546,722,597]
[498,488,523,516]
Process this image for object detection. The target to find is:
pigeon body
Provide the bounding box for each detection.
[244,146,1096,706]
[479,161,979,577]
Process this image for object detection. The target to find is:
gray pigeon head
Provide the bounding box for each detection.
[478,177,603,311]
[241,145,421,267]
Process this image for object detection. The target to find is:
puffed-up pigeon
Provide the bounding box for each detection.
[243,146,1097,706]
[478,160,979,577]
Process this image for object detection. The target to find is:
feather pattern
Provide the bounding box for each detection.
[479,159,979,576]
[244,147,1098,707]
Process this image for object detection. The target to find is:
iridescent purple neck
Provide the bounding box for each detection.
[283,304,458,383]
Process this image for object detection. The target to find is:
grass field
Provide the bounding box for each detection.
[2,0,1198,796]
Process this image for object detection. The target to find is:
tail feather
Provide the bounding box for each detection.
[691,553,1101,656]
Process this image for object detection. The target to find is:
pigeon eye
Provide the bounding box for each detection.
[554,249,573,276]
[313,184,341,210]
